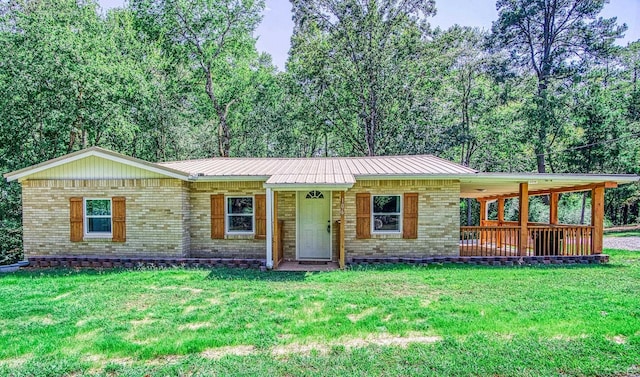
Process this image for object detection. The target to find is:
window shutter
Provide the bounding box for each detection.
[70,197,84,242]
[254,194,266,239]
[356,193,371,239]
[403,193,418,239]
[112,197,126,242]
[211,194,225,239]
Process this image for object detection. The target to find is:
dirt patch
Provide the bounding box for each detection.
[178,322,210,331]
[182,305,206,315]
[180,287,203,294]
[201,345,255,359]
[130,317,155,327]
[347,307,377,323]
[272,332,442,355]
[26,315,56,326]
[610,335,627,344]
[0,354,32,368]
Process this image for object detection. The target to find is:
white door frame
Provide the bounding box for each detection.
[296,190,332,261]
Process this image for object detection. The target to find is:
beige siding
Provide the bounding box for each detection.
[22,179,188,257]
[343,180,460,258]
[27,156,166,180]
[189,181,267,258]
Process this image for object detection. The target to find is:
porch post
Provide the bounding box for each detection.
[266,187,273,269]
[518,183,529,256]
[479,199,487,246]
[273,191,279,268]
[339,191,345,269]
[497,197,505,248]
[591,185,605,254]
[550,192,559,225]
[479,199,487,226]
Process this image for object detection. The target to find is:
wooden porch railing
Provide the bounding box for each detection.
[460,225,594,257]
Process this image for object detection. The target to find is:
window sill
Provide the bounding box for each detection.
[225,233,255,240]
[83,235,113,242]
[371,233,402,239]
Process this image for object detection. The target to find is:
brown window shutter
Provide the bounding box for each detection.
[356,193,371,239]
[112,197,126,242]
[211,194,225,239]
[403,193,418,239]
[254,194,266,239]
[70,197,84,242]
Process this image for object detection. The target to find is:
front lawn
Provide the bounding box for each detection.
[1,250,639,376]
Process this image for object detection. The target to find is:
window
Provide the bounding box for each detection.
[305,190,324,199]
[372,195,401,233]
[226,197,254,233]
[85,199,112,236]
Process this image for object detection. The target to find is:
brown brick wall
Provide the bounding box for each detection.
[21,179,189,257]
[343,180,460,258]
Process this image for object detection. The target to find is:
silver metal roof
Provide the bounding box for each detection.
[159,155,477,184]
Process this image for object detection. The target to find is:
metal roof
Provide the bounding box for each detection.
[159,155,477,184]
[7,148,636,191]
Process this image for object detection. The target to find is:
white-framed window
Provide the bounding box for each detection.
[84,198,112,237]
[226,196,254,234]
[372,195,402,233]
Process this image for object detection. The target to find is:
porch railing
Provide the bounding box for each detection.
[460,225,594,257]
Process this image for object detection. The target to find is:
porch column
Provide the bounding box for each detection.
[519,183,529,256]
[339,191,345,269]
[591,185,605,254]
[273,191,279,268]
[549,192,559,225]
[479,199,487,246]
[266,187,273,269]
[497,197,505,248]
[479,199,487,226]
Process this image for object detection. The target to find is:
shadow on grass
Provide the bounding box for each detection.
[206,268,310,282]
[2,256,627,282]
[346,261,620,272]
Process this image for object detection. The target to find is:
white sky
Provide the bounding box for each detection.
[100,0,640,71]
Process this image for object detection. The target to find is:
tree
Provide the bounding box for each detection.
[131,0,264,157]
[492,0,626,173]
[289,0,436,156]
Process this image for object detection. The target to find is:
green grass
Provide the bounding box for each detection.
[1,250,639,376]
[604,230,640,237]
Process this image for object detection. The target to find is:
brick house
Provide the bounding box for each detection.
[4,147,637,269]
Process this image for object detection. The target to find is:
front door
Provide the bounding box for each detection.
[298,190,331,260]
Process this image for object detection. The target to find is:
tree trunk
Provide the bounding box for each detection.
[580,191,588,225]
[217,116,230,157]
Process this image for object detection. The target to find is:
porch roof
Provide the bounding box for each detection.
[461,173,638,199]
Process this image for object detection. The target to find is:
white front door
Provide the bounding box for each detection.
[298,190,331,260]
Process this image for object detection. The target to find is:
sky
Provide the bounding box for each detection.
[100,0,639,70]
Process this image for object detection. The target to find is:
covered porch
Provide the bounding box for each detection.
[459,174,623,257]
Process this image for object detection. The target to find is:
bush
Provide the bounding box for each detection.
[0,220,23,265]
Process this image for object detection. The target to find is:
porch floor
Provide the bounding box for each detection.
[275,261,340,272]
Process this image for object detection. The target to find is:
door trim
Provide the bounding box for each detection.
[296,190,332,261]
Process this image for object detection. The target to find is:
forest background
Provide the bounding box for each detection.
[1,0,639,264]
